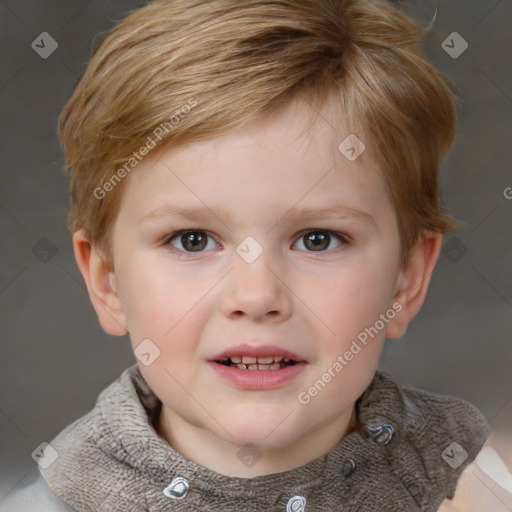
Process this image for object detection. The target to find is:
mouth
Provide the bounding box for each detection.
[216,355,297,371]
[208,344,307,389]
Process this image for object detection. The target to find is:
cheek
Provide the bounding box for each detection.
[300,271,390,414]
[307,262,395,343]
[301,347,382,422]
[118,254,210,340]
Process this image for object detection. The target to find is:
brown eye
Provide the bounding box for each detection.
[168,230,215,252]
[293,230,346,253]
[304,231,330,251]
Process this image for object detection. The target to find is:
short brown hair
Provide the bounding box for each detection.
[58,0,460,268]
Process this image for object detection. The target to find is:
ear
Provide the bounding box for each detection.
[385,231,443,339]
[72,229,128,336]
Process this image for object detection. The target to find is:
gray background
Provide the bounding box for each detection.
[1,0,511,502]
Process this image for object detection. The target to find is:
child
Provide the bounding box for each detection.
[3,0,511,510]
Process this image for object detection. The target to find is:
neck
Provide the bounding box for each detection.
[156,405,357,478]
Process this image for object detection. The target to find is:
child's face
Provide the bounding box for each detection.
[105,97,405,471]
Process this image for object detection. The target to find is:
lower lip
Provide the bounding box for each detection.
[208,361,307,390]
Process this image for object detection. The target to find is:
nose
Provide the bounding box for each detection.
[220,248,293,323]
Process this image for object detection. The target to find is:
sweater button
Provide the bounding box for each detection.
[362,423,394,445]
[286,495,306,511]
[339,458,357,477]
[163,476,189,500]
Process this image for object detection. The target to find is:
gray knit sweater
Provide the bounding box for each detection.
[3,365,491,511]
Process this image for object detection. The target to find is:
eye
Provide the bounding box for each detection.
[166,230,219,253]
[293,230,347,253]
[164,229,348,256]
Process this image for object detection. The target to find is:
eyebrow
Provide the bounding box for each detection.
[140,202,374,228]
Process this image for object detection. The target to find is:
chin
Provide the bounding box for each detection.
[222,416,305,451]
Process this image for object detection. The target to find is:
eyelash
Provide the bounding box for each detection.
[163,229,350,258]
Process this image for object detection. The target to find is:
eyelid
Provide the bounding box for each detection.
[294,229,350,244]
[292,229,349,255]
[164,229,220,248]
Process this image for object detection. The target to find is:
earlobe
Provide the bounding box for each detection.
[385,231,443,339]
[72,229,129,336]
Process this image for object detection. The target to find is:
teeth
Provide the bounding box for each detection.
[218,355,296,369]
[231,355,290,364]
[236,363,284,370]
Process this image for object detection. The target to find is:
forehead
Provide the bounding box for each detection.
[115,96,393,229]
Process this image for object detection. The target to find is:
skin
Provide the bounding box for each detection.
[73,95,442,478]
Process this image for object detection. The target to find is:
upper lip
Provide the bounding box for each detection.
[209,344,306,362]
